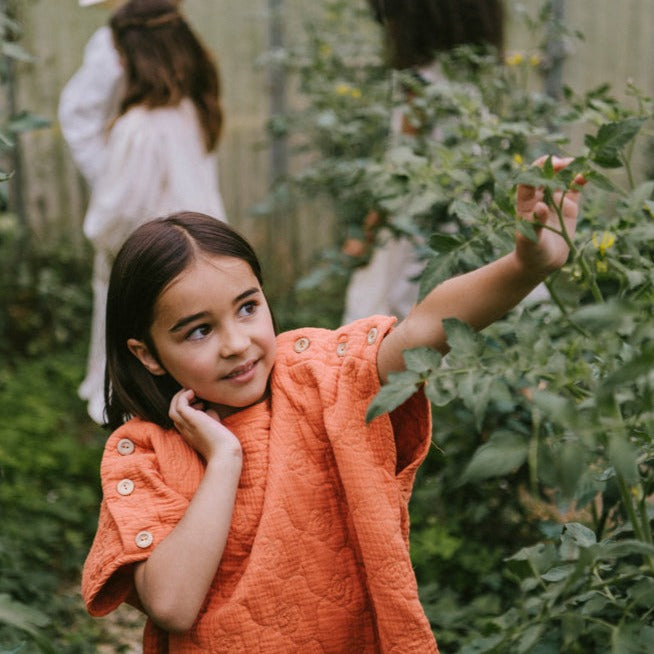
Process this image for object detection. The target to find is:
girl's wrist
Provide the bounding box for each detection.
[508,250,550,289]
[204,448,243,475]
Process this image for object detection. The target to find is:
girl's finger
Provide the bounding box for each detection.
[532,201,550,226]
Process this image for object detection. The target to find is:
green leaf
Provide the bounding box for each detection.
[515,218,539,242]
[424,376,456,407]
[0,593,50,635]
[531,390,578,427]
[598,346,654,402]
[506,542,558,576]
[569,299,634,331]
[366,369,422,422]
[559,440,585,498]
[429,232,462,253]
[611,621,653,654]
[515,165,549,188]
[402,346,442,374]
[418,251,459,300]
[443,317,484,356]
[607,434,640,486]
[562,522,597,548]
[627,578,654,608]
[1,41,33,62]
[585,117,646,168]
[625,180,654,213]
[449,199,482,223]
[8,111,50,133]
[458,372,496,431]
[584,168,619,191]
[517,624,543,653]
[541,563,575,582]
[461,429,528,483]
[600,539,654,561]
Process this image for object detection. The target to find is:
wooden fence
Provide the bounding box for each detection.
[9,0,654,293]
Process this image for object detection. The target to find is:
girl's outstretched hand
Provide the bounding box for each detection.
[515,155,586,277]
[169,388,242,463]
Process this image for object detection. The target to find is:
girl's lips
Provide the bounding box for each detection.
[223,359,257,382]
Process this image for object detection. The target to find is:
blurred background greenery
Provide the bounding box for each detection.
[1,1,654,652]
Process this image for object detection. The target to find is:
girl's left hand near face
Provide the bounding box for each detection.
[169,388,242,463]
[515,155,586,276]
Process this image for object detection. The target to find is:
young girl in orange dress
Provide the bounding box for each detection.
[82,156,584,652]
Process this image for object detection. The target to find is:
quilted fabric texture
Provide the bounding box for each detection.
[82,316,438,653]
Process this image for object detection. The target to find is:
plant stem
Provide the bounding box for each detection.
[528,407,541,494]
[550,188,605,303]
[544,278,592,338]
[638,495,653,545]
[614,473,654,574]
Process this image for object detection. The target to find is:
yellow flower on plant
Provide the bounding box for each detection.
[513,153,524,165]
[505,52,524,66]
[334,83,361,99]
[591,231,616,256]
[529,54,541,67]
[595,260,608,273]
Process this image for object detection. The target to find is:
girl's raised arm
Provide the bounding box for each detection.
[377,156,584,382]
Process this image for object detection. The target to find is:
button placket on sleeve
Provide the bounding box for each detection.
[367,327,378,345]
[135,531,153,549]
[116,478,135,496]
[117,438,135,455]
[294,336,310,353]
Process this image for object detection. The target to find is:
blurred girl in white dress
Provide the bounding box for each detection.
[60,0,226,423]
[342,0,504,324]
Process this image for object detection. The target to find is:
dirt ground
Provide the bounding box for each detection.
[96,603,145,654]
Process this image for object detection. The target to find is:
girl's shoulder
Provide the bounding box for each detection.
[103,417,178,460]
[100,418,203,500]
[274,315,396,367]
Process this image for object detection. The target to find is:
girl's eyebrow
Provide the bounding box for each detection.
[168,287,261,333]
[169,312,208,333]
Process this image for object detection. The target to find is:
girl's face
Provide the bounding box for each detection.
[129,254,276,418]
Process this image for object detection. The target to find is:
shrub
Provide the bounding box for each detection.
[266,2,654,652]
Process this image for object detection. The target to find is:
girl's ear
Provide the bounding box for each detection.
[127,338,167,376]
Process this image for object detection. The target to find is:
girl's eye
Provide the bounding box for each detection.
[238,301,257,318]
[185,324,211,341]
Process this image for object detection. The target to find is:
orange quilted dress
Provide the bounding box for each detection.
[82,316,438,653]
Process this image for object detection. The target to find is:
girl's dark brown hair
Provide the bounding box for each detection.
[368,0,504,70]
[104,212,264,430]
[111,0,222,150]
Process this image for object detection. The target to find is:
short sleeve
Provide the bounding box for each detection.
[338,315,431,487]
[279,315,431,501]
[81,423,192,616]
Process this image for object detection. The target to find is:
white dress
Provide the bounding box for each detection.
[72,97,227,424]
[60,29,227,423]
[58,26,123,187]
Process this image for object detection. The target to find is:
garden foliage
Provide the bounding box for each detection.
[0,5,118,652]
[264,1,654,652]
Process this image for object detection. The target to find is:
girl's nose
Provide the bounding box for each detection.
[219,323,250,357]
